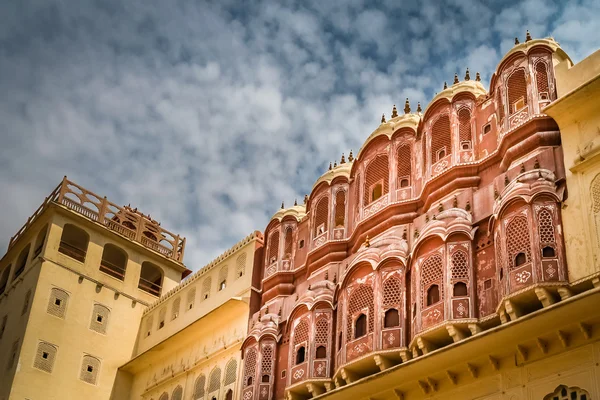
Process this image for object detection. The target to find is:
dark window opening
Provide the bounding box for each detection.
[542,246,555,258]
[295,346,306,364]
[437,149,446,161]
[461,141,471,150]
[515,252,527,267]
[281,370,286,379]
[384,308,400,328]
[55,298,62,306]
[87,365,94,373]
[371,184,383,202]
[299,240,305,249]
[42,352,49,359]
[14,245,30,278]
[99,244,128,281]
[138,262,163,296]
[453,282,468,296]
[426,285,440,306]
[337,332,342,351]
[354,313,367,339]
[483,124,491,135]
[412,304,416,319]
[262,374,270,383]
[315,345,327,359]
[58,224,89,263]
[484,279,492,290]
[219,280,226,291]
[400,178,409,188]
[500,268,504,280]
[96,315,103,323]
[225,390,233,400]
[246,377,253,386]
[159,321,165,329]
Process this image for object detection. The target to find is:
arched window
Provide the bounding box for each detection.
[172,386,183,400]
[14,244,31,278]
[543,384,591,400]
[346,285,374,341]
[159,393,169,400]
[224,359,237,386]
[201,277,211,300]
[283,227,293,259]
[427,285,440,306]
[267,230,279,264]
[295,346,306,364]
[186,287,196,311]
[431,114,452,164]
[171,297,181,320]
[262,374,270,383]
[219,266,227,291]
[59,224,89,263]
[0,266,9,295]
[334,191,346,228]
[542,246,555,258]
[458,108,472,150]
[138,262,163,296]
[225,389,233,400]
[451,250,469,280]
[507,69,528,114]
[384,309,400,328]
[453,282,468,296]
[208,367,221,393]
[33,225,48,258]
[506,215,531,270]
[47,288,69,319]
[89,304,110,334]
[246,377,253,386]
[538,208,557,259]
[243,348,257,388]
[79,355,101,385]
[193,375,206,399]
[314,197,329,236]
[397,143,411,188]
[315,345,327,359]
[354,314,367,338]
[363,154,389,205]
[236,253,246,278]
[34,341,58,373]
[99,244,128,280]
[535,61,550,100]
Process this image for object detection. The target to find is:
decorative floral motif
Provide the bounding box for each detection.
[515,270,532,284]
[293,368,305,380]
[243,390,253,400]
[456,302,467,317]
[546,265,556,278]
[433,160,449,174]
[364,195,389,218]
[261,387,268,397]
[387,333,395,344]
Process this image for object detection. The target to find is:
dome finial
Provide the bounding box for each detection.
[476,72,481,82]
[329,162,332,170]
[526,30,532,42]
[465,68,470,81]
[391,104,398,118]
[304,194,308,204]
[333,160,337,168]
[454,73,459,84]
[348,149,354,162]
[364,235,370,248]
[340,153,346,164]
[381,113,386,123]
[294,198,297,206]
[281,201,284,209]
[417,102,422,113]
[515,37,520,45]
[404,98,411,114]
[444,81,448,90]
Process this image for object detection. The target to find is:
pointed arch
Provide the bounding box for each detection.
[397,143,412,187]
[507,68,528,114]
[314,196,329,236]
[458,108,472,150]
[430,114,452,163]
[363,154,389,205]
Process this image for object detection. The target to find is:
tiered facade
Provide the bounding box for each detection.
[242,37,573,400]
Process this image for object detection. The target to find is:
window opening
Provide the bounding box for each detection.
[542,246,555,258]
[295,346,306,364]
[426,285,440,306]
[453,282,468,296]
[315,346,327,359]
[515,252,527,267]
[354,313,367,339]
[371,183,383,202]
[384,309,400,328]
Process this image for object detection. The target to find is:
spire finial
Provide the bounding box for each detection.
[476,72,481,82]
[454,73,459,84]
[294,199,297,206]
[417,102,422,113]
[333,160,337,168]
[328,162,333,170]
[304,194,308,204]
[526,30,532,42]
[281,201,284,209]
[465,68,470,81]
[515,37,520,45]
[348,149,354,162]
[444,81,448,90]
[391,104,398,118]
[341,153,346,164]
[381,113,386,123]
[404,98,411,114]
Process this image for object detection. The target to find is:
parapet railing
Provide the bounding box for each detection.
[8,177,186,262]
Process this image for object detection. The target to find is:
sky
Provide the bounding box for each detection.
[0,0,598,272]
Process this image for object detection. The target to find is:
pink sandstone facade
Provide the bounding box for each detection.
[241,35,572,400]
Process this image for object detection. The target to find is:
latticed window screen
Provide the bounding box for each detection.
[293,319,310,348]
[171,297,181,320]
[334,191,346,228]
[158,308,166,329]
[314,197,329,235]
[158,392,169,400]
[193,375,206,399]
[243,348,257,386]
[261,343,274,375]
[346,285,375,341]
[592,175,600,247]
[218,266,228,288]
[22,289,31,315]
[543,385,590,400]
[268,230,279,262]
[79,355,101,385]
[430,114,452,162]
[187,287,196,310]
[451,250,469,280]
[201,277,211,300]
[535,62,549,97]
[236,253,246,278]
[506,215,532,270]
[397,144,411,184]
[315,317,329,345]
[382,276,402,308]
[421,254,444,306]
[47,288,69,319]
[224,359,237,385]
[496,88,505,122]
[538,208,557,247]
[458,108,472,146]
[284,228,293,258]
[507,69,528,114]
[354,174,361,212]
[34,341,57,373]
[208,367,221,393]
[145,314,153,337]
[363,155,389,205]
[172,385,183,400]
[89,304,110,334]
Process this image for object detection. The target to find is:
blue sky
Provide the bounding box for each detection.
[0,0,598,271]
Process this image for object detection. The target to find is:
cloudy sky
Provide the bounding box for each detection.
[0,0,598,272]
